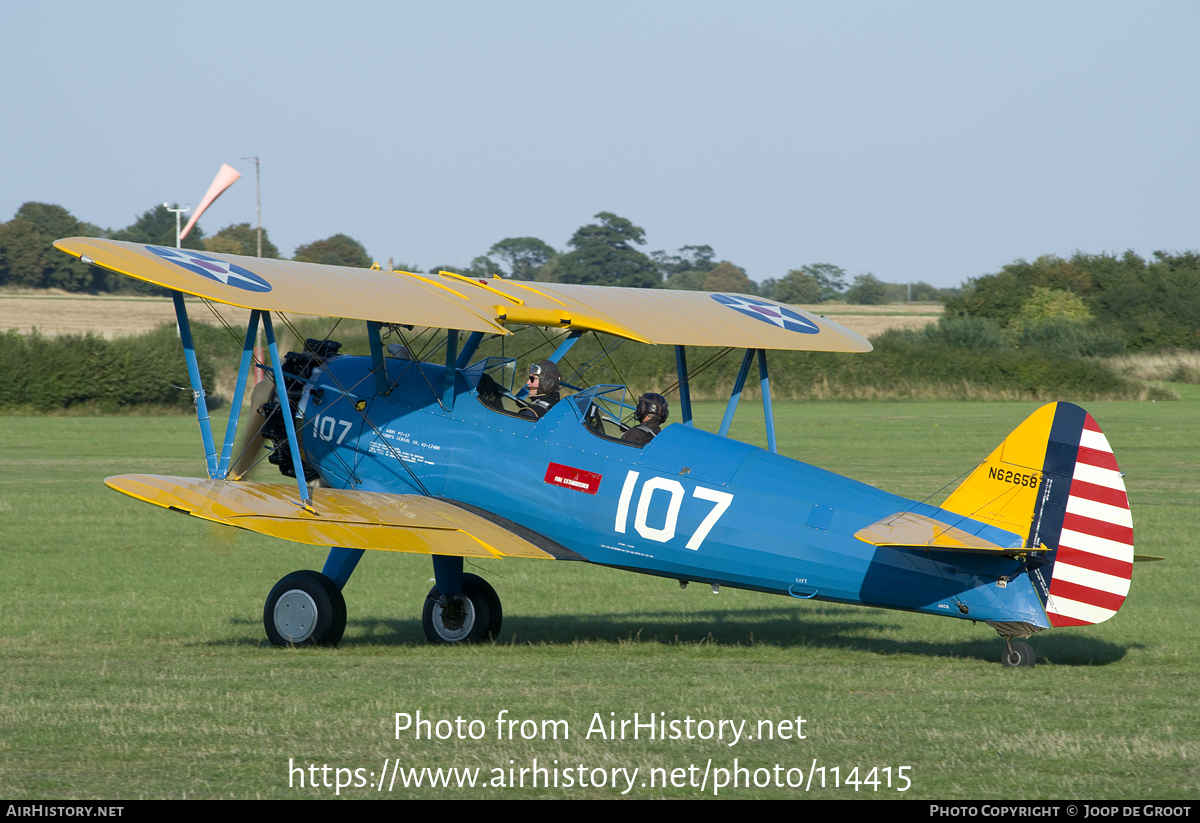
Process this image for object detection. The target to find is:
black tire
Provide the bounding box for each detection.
[422,573,502,644]
[264,570,347,647]
[1001,641,1036,668]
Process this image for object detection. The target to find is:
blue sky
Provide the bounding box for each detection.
[3,1,1196,287]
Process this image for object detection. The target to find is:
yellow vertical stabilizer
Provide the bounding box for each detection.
[941,404,1058,545]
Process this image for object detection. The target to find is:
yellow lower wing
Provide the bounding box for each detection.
[106,474,555,560]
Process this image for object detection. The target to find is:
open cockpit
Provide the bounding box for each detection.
[465,357,647,446]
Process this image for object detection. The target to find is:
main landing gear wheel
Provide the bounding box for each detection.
[264,570,347,647]
[1001,640,1036,668]
[422,573,502,644]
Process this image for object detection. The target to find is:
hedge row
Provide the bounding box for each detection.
[0,315,1162,414]
[0,326,217,412]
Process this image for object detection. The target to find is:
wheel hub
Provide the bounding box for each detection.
[273,589,318,643]
[432,594,475,642]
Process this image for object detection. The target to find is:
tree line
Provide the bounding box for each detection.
[943,251,1200,352]
[5,201,1197,352]
[1,203,952,304]
[418,211,955,305]
[0,202,371,295]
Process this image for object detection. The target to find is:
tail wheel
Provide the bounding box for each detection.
[1001,640,1036,668]
[264,570,346,647]
[422,573,502,644]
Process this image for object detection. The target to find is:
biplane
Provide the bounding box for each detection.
[55,237,1144,667]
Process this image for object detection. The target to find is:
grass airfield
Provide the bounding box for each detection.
[1,393,1196,799]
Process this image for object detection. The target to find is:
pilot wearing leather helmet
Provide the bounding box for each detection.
[520,360,561,420]
[621,392,668,446]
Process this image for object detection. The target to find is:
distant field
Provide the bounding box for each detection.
[0,392,1195,799]
[0,290,941,340]
[0,290,252,338]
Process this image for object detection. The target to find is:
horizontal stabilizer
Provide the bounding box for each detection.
[106,474,556,560]
[855,511,1026,554]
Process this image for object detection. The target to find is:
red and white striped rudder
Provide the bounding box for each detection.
[1045,414,1133,627]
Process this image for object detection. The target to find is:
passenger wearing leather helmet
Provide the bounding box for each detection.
[621,392,668,446]
[519,360,561,420]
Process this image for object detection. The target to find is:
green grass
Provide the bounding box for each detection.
[1,395,1197,799]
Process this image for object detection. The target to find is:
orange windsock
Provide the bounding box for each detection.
[179,163,242,241]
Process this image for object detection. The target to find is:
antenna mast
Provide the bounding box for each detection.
[241,156,262,257]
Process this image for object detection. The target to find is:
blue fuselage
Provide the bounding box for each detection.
[297,355,1049,628]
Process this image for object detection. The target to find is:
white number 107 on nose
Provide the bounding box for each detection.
[614,470,734,550]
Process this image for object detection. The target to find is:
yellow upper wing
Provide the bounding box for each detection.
[55,237,872,353]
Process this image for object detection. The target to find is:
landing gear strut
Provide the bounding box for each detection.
[422,555,502,643]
